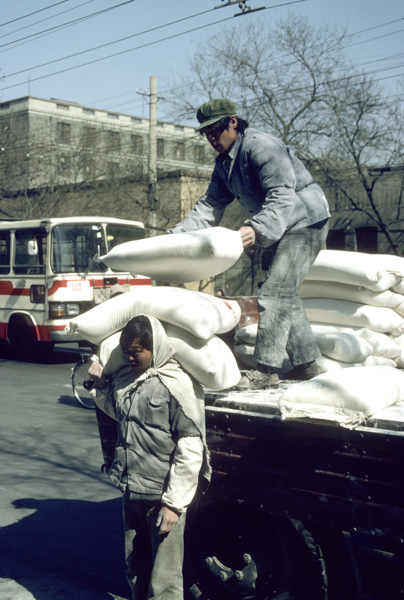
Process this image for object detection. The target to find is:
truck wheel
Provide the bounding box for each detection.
[185,502,328,600]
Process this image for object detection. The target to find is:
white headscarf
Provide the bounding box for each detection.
[110,315,211,483]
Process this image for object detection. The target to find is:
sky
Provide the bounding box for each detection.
[0,0,403,124]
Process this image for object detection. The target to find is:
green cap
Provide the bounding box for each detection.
[196,99,237,131]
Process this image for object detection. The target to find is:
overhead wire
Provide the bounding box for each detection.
[0,0,72,29]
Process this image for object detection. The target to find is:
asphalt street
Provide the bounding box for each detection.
[0,347,129,600]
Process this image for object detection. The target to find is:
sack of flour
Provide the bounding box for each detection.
[234,323,258,344]
[100,227,243,284]
[306,250,403,292]
[320,355,397,371]
[303,298,404,334]
[98,325,241,390]
[316,331,373,363]
[279,366,404,427]
[299,280,404,315]
[354,328,401,359]
[66,286,241,344]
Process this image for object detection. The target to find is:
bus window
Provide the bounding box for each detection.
[106,223,145,273]
[0,231,10,274]
[14,229,47,275]
[106,223,145,250]
[52,224,108,274]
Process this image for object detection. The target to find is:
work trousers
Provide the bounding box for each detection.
[123,495,186,600]
[254,219,329,369]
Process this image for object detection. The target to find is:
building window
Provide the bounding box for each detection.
[108,162,119,178]
[58,156,71,175]
[174,142,185,161]
[83,157,96,178]
[355,226,378,253]
[83,127,98,148]
[194,145,205,163]
[107,112,119,119]
[83,108,95,115]
[157,138,165,158]
[57,122,71,144]
[107,131,120,151]
[56,103,69,111]
[131,135,143,155]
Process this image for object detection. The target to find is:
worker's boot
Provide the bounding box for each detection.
[282,360,324,381]
[233,365,279,390]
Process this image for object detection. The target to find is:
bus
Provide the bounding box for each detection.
[0,216,151,357]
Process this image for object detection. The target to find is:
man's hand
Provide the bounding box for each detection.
[88,362,107,389]
[156,506,179,535]
[238,226,256,248]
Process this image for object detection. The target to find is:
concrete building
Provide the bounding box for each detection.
[0,96,214,195]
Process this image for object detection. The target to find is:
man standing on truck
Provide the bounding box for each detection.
[168,99,330,389]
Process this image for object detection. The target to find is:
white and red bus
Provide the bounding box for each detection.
[0,216,151,356]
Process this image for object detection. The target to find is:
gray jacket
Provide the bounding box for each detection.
[169,128,330,247]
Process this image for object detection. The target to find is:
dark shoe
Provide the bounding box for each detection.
[282,361,324,381]
[233,369,279,390]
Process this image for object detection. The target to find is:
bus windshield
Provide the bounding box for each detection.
[51,223,145,274]
[52,224,108,274]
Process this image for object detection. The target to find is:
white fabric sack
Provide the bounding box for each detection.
[279,366,404,428]
[316,332,373,363]
[65,286,241,344]
[320,355,397,371]
[234,323,258,344]
[306,250,402,292]
[100,227,244,284]
[354,328,401,360]
[98,327,241,390]
[311,323,361,336]
[163,323,241,390]
[299,280,404,316]
[233,343,258,369]
[303,298,404,334]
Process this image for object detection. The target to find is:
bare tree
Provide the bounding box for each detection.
[166,14,404,254]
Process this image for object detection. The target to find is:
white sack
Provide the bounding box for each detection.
[100,227,244,284]
[99,327,241,390]
[306,250,402,292]
[354,328,401,359]
[279,366,404,428]
[303,298,404,334]
[65,286,241,344]
[163,323,241,390]
[234,323,258,344]
[316,332,373,363]
[299,280,404,316]
[233,343,258,369]
[320,355,397,372]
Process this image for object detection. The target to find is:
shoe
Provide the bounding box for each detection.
[233,369,279,390]
[282,361,324,381]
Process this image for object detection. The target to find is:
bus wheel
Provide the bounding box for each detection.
[185,502,328,600]
[8,316,38,361]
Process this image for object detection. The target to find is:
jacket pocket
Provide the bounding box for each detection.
[144,395,170,431]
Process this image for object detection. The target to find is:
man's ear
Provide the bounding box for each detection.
[230,115,238,129]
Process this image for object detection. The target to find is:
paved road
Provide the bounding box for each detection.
[0,348,129,600]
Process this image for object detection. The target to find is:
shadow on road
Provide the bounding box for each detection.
[0,496,128,599]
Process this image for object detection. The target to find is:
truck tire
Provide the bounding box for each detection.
[185,501,328,600]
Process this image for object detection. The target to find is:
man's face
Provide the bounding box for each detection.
[122,337,153,374]
[203,116,238,154]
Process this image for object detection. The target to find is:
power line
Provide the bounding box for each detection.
[0,0,136,50]
[0,0,71,29]
[0,0,98,40]
[1,2,307,93]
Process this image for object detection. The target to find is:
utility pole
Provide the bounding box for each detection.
[137,75,160,237]
[148,75,158,237]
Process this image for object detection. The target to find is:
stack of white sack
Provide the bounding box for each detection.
[234,250,404,371]
[65,286,242,390]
